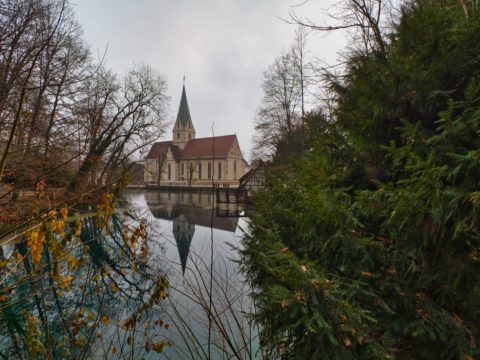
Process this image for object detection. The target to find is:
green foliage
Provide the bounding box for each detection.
[243,1,480,358]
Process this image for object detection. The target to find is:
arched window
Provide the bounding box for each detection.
[181,163,184,176]
[234,160,237,178]
[198,162,202,179]
[218,162,222,180]
[168,163,171,180]
[177,132,180,139]
[208,162,211,179]
[189,162,193,178]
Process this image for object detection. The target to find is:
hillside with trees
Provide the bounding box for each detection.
[0,0,168,205]
[244,0,480,358]
[0,1,171,357]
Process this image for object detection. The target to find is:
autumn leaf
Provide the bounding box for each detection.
[58,275,73,289]
[67,255,79,269]
[122,316,136,330]
[144,341,152,352]
[344,337,352,348]
[100,316,109,326]
[153,340,169,353]
[28,229,45,266]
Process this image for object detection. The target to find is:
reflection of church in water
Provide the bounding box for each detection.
[145,191,241,274]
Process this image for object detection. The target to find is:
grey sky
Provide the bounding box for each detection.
[72,0,347,161]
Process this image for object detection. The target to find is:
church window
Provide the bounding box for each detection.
[234,160,237,177]
[181,163,184,176]
[168,163,171,180]
[208,162,211,179]
[198,162,202,179]
[177,132,180,139]
[189,162,193,178]
[218,162,222,180]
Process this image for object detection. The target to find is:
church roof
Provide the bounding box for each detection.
[146,141,181,160]
[176,85,191,128]
[146,135,238,160]
[181,135,236,160]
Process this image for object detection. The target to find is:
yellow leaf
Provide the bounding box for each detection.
[28,230,45,266]
[50,219,57,233]
[122,317,135,330]
[100,316,109,326]
[67,255,79,269]
[60,207,68,219]
[152,341,168,353]
[59,275,73,289]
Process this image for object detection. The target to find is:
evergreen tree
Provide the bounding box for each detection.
[243,1,480,358]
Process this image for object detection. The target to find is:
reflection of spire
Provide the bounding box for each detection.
[172,214,195,274]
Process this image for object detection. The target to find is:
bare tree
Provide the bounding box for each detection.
[290,0,390,54]
[253,28,317,159]
[0,0,69,182]
[253,51,300,159]
[68,65,169,192]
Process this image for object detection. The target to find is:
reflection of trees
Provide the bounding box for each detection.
[0,211,169,359]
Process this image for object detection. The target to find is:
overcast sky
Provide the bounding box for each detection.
[72,0,347,161]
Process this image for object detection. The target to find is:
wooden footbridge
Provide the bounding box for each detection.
[215,160,265,206]
[215,188,248,204]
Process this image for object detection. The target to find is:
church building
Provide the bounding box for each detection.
[144,85,247,187]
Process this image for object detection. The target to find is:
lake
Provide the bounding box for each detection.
[125,189,259,359]
[0,189,259,359]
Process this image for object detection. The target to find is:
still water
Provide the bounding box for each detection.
[0,189,257,359]
[125,189,259,359]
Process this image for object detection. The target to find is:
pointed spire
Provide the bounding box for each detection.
[176,84,191,128]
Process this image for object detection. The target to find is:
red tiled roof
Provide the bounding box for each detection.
[146,141,180,160]
[146,141,171,158]
[181,135,236,160]
[147,135,238,160]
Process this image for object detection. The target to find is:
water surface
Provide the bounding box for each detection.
[126,189,258,359]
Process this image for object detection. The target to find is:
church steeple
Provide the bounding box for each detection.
[173,83,195,150]
[176,85,191,128]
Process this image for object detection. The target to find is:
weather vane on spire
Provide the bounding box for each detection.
[183,73,185,86]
